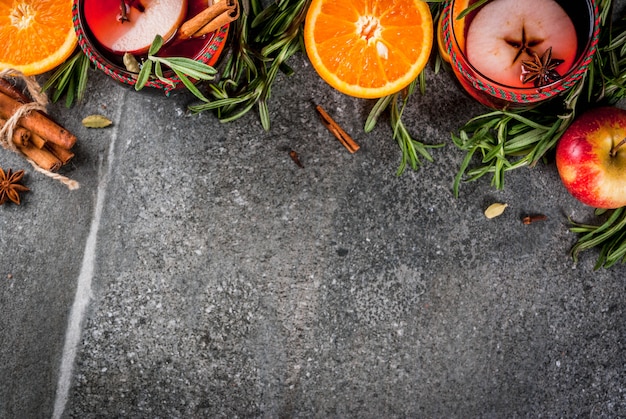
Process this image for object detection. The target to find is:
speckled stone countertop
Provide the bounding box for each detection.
[2,3,626,416]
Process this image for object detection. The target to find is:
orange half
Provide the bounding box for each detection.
[304,0,434,99]
[0,0,77,76]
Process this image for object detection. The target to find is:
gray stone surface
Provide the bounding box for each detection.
[2,11,626,418]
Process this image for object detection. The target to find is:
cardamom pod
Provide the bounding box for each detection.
[123,52,141,73]
[484,202,508,219]
[82,114,113,129]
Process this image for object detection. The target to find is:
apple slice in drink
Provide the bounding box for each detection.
[83,0,188,55]
[464,0,577,88]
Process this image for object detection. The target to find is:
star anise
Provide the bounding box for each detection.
[520,47,565,88]
[0,167,29,205]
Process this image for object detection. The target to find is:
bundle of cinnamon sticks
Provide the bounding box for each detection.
[0,79,76,172]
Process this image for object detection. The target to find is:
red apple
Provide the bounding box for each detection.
[556,106,626,209]
[84,0,187,55]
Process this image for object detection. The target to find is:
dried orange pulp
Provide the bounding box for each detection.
[304,0,433,99]
[0,0,77,76]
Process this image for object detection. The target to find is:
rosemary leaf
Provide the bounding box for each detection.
[65,73,77,108]
[153,57,217,78]
[154,62,175,88]
[148,35,164,56]
[217,100,257,124]
[453,144,476,198]
[258,99,270,130]
[173,69,210,102]
[148,57,214,81]
[189,94,253,112]
[135,60,153,91]
[364,95,393,133]
[250,3,278,29]
[76,51,91,103]
[457,0,490,19]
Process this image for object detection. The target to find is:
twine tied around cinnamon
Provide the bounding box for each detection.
[0,68,79,190]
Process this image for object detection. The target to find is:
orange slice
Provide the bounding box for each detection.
[0,0,77,76]
[438,0,471,63]
[304,0,433,99]
[452,0,470,54]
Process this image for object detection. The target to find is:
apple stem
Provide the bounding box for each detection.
[610,137,626,157]
[119,0,130,23]
[118,0,146,23]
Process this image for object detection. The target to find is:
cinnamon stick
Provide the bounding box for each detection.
[0,91,76,149]
[45,142,75,165]
[194,6,240,38]
[176,0,238,39]
[17,143,62,172]
[29,132,46,149]
[315,105,360,153]
[0,78,30,103]
[1,117,31,147]
[11,127,31,147]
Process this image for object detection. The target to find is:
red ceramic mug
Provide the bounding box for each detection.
[438,0,600,110]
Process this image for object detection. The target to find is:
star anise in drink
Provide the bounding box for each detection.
[520,47,564,88]
[0,167,29,205]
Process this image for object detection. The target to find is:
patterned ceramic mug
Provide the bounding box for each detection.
[438,0,600,110]
[72,0,231,94]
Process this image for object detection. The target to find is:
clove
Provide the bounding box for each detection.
[289,150,304,168]
[522,214,548,224]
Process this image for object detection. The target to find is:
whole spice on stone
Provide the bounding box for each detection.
[82,114,113,128]
[522,214,548,224]
[289,150,304,168]
[484,202,508,219]
[315,105,360,153]
[0,167,29,205]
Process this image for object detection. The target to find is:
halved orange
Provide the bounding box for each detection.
[0,0,77,76]
[304,0,434,99]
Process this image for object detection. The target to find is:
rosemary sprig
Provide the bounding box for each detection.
[189,0,311,130]
[365,77,444,175]
[43,35,217,105]
[135,35,217,101]
[570,208,626,269]
[363,1,445,175]
[42,49,91,107]
[587,11,626,104]
[451,96,578,197]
